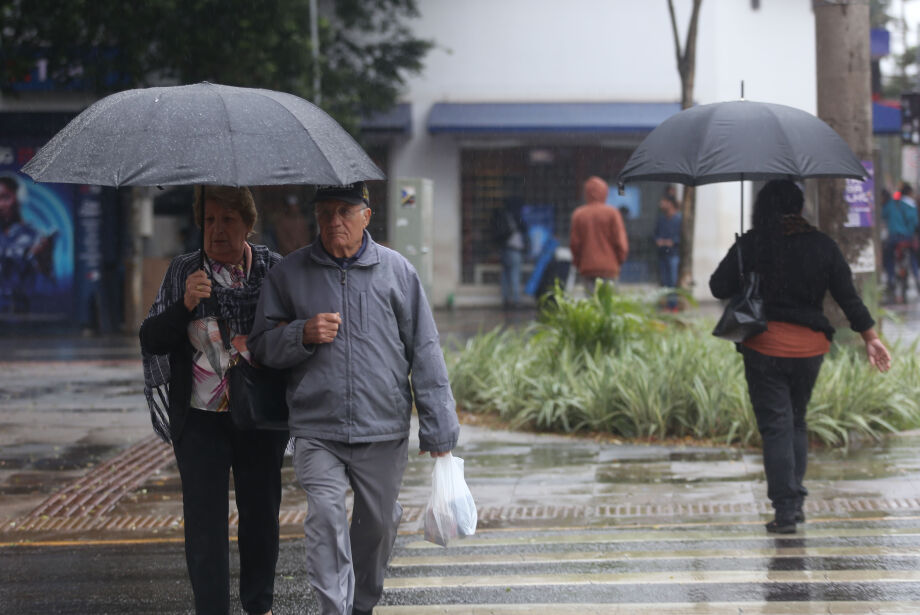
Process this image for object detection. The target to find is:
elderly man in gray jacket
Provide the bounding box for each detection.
[249,181,459,615]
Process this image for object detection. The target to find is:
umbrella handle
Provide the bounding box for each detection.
[199,186,206,269]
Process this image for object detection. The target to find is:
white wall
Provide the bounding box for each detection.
[396,0,819,302]
[692,1,817,294]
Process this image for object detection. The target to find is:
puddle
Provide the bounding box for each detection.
[0,442,119,471]
[595,462,761,484]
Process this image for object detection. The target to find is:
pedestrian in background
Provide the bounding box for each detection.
[249,182,460,615]
[492,196,527,309]
[653,189,682,310]
[710,179,890,535]
[881,182,920,297]
[140,186,288,615]
[569,176,628,292]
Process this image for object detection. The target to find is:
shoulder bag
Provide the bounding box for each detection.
[712,234,767,343]
[218,320,289,431]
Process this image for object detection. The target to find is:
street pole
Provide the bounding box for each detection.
[310,0,321,106]
[813,0,876,330]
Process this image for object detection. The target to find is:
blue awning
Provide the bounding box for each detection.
[427,102,682,134]
[873,101,900,135]
[361,103,411,135]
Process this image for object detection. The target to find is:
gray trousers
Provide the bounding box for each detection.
[292,437,408,615]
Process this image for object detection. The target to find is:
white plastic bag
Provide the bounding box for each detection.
[423,453,477,546]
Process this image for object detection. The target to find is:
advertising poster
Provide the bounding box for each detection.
[520,204,554,261]
[607,184,640,222]
[844,161,874,229]
[0,143,75,318]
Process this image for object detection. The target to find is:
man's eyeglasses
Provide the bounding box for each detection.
[315,204,367,222]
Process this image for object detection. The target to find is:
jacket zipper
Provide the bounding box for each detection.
[340,266,352,440]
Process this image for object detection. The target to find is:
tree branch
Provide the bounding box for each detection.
[667,0,684,70]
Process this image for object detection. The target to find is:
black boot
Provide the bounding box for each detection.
[765,518,796,534]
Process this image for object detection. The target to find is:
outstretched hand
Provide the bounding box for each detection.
[865,337,891,373]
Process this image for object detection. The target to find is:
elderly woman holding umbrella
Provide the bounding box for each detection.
[140,186,288,615]
[710,179,891,535]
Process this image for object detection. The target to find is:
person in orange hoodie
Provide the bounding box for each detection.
[569,176,629,291]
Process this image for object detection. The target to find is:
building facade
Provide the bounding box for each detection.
[382,0,821,305]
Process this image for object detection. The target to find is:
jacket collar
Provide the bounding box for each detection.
[309,230,381,268]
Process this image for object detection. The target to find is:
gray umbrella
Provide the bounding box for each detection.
[21,82,384,187]
[617,99,866,188]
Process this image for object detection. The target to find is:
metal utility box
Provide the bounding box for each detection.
[388,177,433,298]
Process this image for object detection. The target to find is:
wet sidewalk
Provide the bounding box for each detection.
[1,301,920,544]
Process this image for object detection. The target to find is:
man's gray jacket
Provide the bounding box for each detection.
[248,232,459,453]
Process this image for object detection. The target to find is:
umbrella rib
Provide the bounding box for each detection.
[263,94,343,181]
[212,84,241,187]
[119,90,165,186]
[766,108,801,179]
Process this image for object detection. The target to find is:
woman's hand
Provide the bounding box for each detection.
[861,329,891,373]
[183,269,212,312]
[866,338,891,373]
[419,450,451,458]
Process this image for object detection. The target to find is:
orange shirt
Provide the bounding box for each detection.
[742,321,830,358]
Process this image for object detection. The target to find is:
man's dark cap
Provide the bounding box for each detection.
[311,182,370,206]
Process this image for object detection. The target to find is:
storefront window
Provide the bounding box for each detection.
[460,145,661,286]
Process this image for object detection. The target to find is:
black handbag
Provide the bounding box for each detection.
[712,234,767,343]
[219,321,289,431]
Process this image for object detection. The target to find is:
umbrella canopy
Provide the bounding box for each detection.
[617,99,866,188]
[21,82,384,187]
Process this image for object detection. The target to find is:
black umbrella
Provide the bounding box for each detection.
[21,82,384,263]
[617,99,866,188]
[617,98,867,235]
[22,82,384,187]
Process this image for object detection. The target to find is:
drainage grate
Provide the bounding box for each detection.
[5,497,920,536]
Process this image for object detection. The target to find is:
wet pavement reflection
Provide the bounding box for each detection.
[2,303,920,612]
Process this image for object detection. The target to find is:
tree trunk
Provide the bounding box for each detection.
[813,1,874,330]
[669,0,703,290]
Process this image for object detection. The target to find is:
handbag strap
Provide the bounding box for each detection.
[733,233,745,285]
[217,319,232,351]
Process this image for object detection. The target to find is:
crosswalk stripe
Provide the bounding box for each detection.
[401,525,920,549]
[390,545,920,567]
[374,601,920,614]
[383,569,920,589]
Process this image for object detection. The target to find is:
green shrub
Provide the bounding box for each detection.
[446,286,920,449]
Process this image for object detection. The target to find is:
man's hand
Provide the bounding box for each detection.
[419,450,451,458]
[303,312,342,345]
[183,270,211,312]
[30,232,57,276]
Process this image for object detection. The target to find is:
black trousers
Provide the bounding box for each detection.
[173,408,289,615]
[741,347,824,521]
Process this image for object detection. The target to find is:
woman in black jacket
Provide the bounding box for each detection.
[710,179,890,534]
[140,186,288,615]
